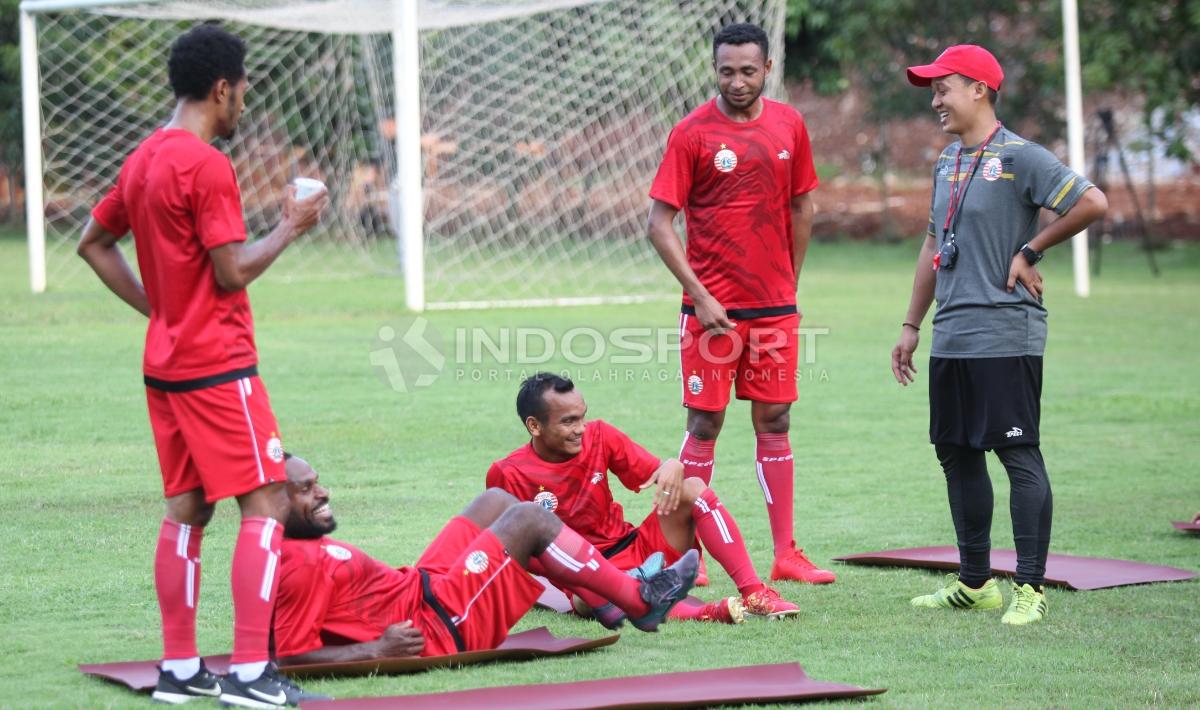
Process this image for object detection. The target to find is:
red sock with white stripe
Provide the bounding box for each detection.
[756,433,796,557]
[229,517,281,667]
[526,558,611,611]
[692,488,763,596]
[535,526,650,618]
[680,433,716,485]
[155,518,203,662]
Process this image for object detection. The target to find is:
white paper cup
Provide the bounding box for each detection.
[293,177,326,200]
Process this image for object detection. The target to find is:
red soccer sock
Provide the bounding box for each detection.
[692,488,764,596]
[680,433,716,485]
[756,432,796,557]
[535,526,650,618]
[526,557,612,611]
[155,518,203,660]
[230,517,282,664]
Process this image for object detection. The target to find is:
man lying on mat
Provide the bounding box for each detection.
[272,454,698,664]
[485,372,801,626]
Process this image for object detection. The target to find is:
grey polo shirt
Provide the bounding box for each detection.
[926,126,1094,358]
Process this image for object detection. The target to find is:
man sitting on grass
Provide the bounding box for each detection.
[486,373,802,626]
[272,454,698,665]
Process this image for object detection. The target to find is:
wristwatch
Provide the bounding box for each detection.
[1019,242,1043,265]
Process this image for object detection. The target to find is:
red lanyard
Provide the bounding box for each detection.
[941,121,1001,235]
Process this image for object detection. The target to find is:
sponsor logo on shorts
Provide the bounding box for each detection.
[982,156,1003,181]
[465,550,489,574]
[714,145,737,173]
[534,490,559,511]
[591,472,604,485]
[266,435,284,464]
[1005,427,1024,438]
[324,544,352,561]
[687,374,704,395]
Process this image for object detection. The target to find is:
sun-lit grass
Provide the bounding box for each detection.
[1,231,1197,707]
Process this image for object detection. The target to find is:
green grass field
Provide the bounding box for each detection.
[1,230,1198,708]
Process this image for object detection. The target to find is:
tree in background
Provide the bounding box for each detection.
[1,0,21,224]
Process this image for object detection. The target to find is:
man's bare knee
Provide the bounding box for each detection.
[461,488,519,528]
[237,482,289,522]
[166,490,214,527]
[687,408,725,440]
[680,477,707,505]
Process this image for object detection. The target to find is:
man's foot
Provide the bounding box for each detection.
[770,547,836,584]
[575,552,667,630]
[152,661,222,704]
[1001,583,1048,626]
[629,549,700,632]
[695,554,709,587]
[695,596,745,624]
[218,664,329,708]
[743,586,801,619]
[911,574,1003,610]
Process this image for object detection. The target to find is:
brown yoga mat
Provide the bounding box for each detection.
[79,627,618,692]
[300,662,885,709]
[833,546,1196,590]
[1172,521,1200,533]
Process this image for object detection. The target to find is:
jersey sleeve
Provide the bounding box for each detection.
[648,126,695,210]
[1012,143,1094,215]
[790,116,819,196]
[273,555,334,658]
[926,159,941,239]
[485,461,508,492]
[91,183,130,237]
[598,421,661,491]
[191,153,248,250]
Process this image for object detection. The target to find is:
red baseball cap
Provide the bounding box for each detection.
[906,44,1004,91]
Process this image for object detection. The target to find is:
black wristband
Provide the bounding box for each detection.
[902,322,920,331]
[1019,243,1043,265]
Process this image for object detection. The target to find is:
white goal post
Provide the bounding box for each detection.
[20,0,786,310]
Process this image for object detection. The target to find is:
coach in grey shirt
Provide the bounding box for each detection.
[890,45,1106,626]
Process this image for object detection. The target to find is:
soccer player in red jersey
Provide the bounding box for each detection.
[486,373,801,623]
[273,454,699,664]
[646,23,834,585]
[77,25,328,707]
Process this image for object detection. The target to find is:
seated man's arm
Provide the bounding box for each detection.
[278,621,425,666]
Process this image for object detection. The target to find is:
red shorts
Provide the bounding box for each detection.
[679,312,800,411]
[145,375,286,503]
[605,511,686,572]
[414,516,543,656]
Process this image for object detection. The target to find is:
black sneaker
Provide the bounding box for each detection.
[151,661,222,704]
[218,664,330,708]
[629,548,699,632]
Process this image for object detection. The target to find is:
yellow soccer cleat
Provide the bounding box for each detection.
[911,574,1003,610]
[1001,582,1048,625]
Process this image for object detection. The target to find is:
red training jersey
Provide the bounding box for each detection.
[92,128,257,381]
[485,420,660,550]
[649,98,819,312]
[273,537,426,658]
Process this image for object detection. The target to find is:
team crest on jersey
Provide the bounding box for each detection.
[534,490,559,511]
[324,544,352,561]
[714,144,737,173]
[591,471,604,485]
[777,149,791,160]
[465,550,489,574]
[687,374,704,395]
[982,156,1003,181]
[266,434,284,464]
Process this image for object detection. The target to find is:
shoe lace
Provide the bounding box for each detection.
[640,567,682,605]
[783,548,816,570]
[1014,586,1037,613]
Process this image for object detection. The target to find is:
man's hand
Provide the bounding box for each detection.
[891,326,920,386]
[694,294,735,335]
[281,184,329,239]
[376,621,424,658]
[1007,254,1044,299]
[640,459,685,515]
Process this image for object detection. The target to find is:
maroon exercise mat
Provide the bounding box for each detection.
[300,662,885,709]
[79,627,618,692]
[1172,521,1200,533]
[833,546,1196,590]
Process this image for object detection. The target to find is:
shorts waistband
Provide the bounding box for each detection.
[418,568,467,653]
[144,365,259,393]
[681,304,797,320]
[601,529,640,559]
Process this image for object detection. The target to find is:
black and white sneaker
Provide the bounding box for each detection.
[151,661,222,704]
[218,664,330,708]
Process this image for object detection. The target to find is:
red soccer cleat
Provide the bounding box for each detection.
[695,554,709,587]
[743,586,800,619]
[770,547,836,584]
[694,596,745,624]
